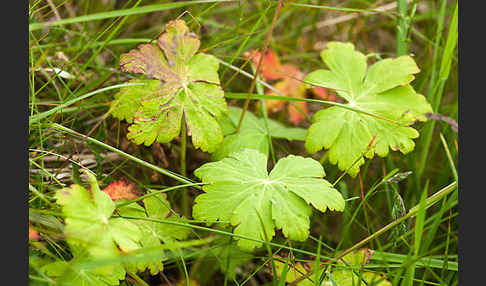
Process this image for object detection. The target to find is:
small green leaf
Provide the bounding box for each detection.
[117,192,190,275]
[193,149,344,251]
[111,19,227,152]
[305,42,432,176]
[54,172,141,259]
[42,258,126,286]
[273,258,324,286]
[212,107,307,160]
[330,249,392,286]
[110,79,162,123]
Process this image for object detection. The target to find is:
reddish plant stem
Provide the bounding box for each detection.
[236,0,284,132]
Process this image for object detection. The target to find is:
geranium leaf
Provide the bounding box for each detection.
[193,149,345,251]
[331,249,392,286]
[304,42,432,177]
[157,19,199,68]
[54,172,142,259]
[117,192,190,275]
[42,259,126,286]
[110,79,162,123]
[306,42,367,101]
[212,107,307,160]
[111,19,227,152]
[272,257,323,285]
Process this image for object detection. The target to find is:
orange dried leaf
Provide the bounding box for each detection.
[288,97,308,125]
[267,77,309,125]
[244,49,335,125]
[265,81,288,113]
[311,87,336,101]
[245,49,285,80]
[29,223,39,241]
[311,87,327,99]
[102,180,139,201]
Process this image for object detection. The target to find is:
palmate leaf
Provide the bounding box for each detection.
[110,19,227,152]
[305,42,432,177]
[52,172,141,285]
[54,172,141,259]
[42,254,126,286]
[212,106,307,160]
[193,149,345,251]
[117,192,191,275]
[330,249,391,286]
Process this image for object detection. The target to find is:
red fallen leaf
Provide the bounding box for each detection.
[29,223,39,241]
[102,179,139,201]
[311,87,336,101]
[244,49,285,80]
[311,87,327,99]
[245,50,313,125]
[244,49,339,125]
[265,68,309,125]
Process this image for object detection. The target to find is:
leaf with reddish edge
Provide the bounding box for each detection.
[111,19,227,152]
[304,42,432,177]
[54,172,141,258]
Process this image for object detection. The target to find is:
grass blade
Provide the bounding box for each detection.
[29,0,236,31]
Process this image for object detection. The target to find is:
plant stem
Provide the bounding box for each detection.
[50,123,198,188]
[439,133,458,183]
[180,115,188,217]
[396,0,408,56]
[416,2,457,181]
[236,0,284,133]
[251,64,276,165]
[288,181,457,286]
[425,0,448,101]
[128,272,150,286]
[29,82,143,124]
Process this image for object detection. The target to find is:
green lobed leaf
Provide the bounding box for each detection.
[47,171,132,286]
[212,106,307,160]
[193,149,344,251]
[42,257,126,286]
[273,258,319,286]
[110,79,162,123]
[330,249,392,286]
[110,19,227,152]
[117,192,191,275]
[304,42,432,176]
[54,172,141,259]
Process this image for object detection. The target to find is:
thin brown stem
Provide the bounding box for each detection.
[236,0,284,132]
